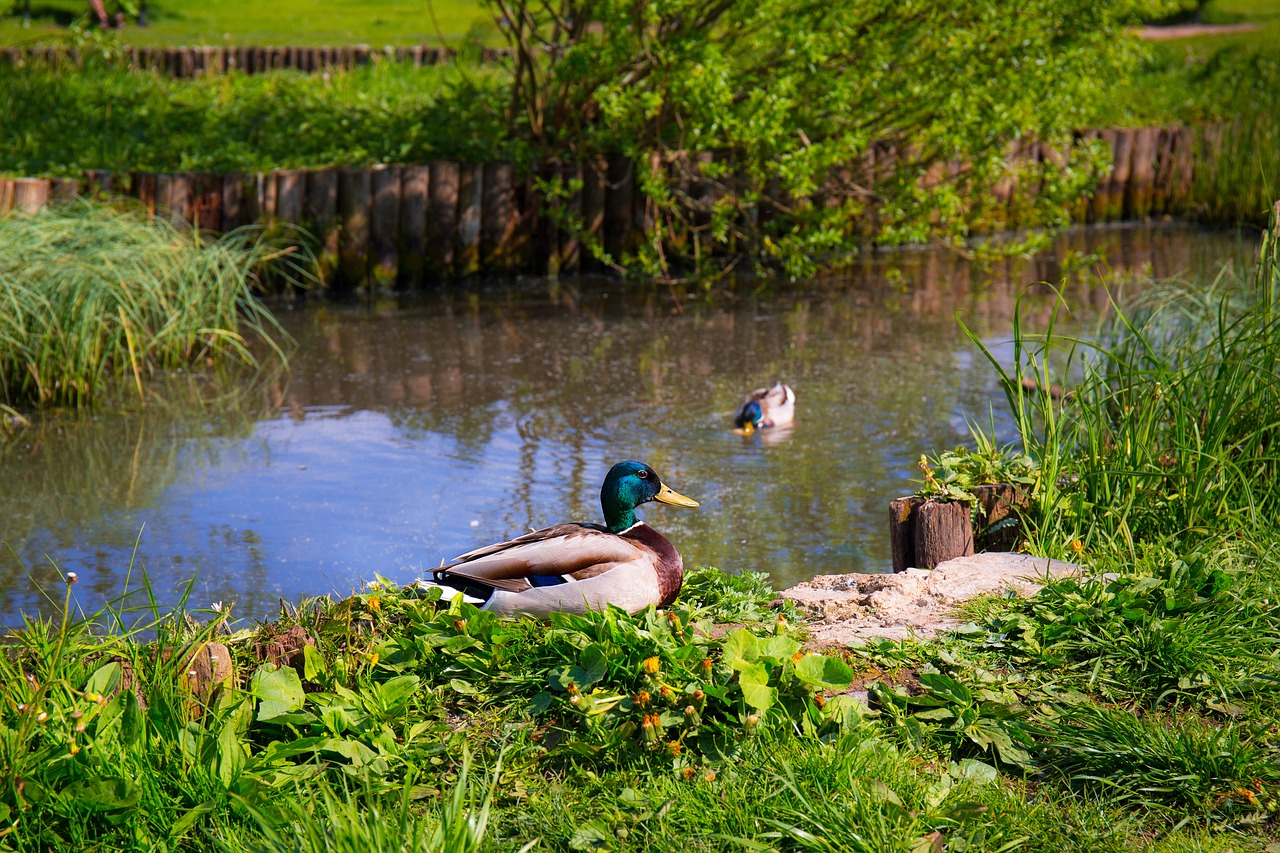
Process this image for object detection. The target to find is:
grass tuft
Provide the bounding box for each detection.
[0,200,300,408]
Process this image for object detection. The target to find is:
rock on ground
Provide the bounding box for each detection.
[781,552,1081,646]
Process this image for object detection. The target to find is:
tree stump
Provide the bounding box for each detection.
[913,501,973,570]
[888,489,1028,572]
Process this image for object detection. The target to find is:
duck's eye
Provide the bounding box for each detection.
[637,470,649,479]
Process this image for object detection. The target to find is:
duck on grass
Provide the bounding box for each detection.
[416,460,699,616]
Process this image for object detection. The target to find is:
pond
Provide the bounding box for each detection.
[0,225,1258,626]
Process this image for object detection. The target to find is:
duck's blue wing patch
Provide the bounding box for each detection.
[528,575,569,587]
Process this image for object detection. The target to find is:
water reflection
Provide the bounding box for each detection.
[0,225,1258,625]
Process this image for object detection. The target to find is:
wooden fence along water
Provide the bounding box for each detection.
[0,43,505,77]
[0,125,1216,288]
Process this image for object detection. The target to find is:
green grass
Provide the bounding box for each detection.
[0,200,299,408]
[4,562,1278,852]
[0,60,512,177]
[0,0,496,47]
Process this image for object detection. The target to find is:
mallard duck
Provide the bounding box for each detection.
[733,381,795,433]
[418,460,699,616]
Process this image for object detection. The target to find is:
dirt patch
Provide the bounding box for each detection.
[781,552,1081,647]
[1137,23,1261,40]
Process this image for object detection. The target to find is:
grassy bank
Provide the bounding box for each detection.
[0,0,494,48]
[0,201,298,408]
[0,61,512,176]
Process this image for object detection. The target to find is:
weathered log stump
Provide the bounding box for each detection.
[889,482,1028,572]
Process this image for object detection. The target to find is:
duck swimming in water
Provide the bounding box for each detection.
[733,381,795,434]
[418,460,699,616]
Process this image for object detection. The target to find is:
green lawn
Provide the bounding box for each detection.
[0,0,496,46]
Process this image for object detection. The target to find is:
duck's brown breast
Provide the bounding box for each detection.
[622,523,684,607]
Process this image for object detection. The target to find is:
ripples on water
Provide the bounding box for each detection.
[0,226,1259,624]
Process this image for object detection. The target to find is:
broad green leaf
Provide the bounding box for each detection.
[722,629,758,670]
[249,664,306,722]
[83,661,122,697]
[794,653,854,690]
[919,672,973,705]
[371,675,421,715]
[302,644,329,681]
[757,635,801,663]
[738,661,776,711]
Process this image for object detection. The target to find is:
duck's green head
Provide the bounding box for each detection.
[600,460,699,533]
[734,400,765,433]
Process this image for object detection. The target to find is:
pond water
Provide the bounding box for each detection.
[0,225,1259,626]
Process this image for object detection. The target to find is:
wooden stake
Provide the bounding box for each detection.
[221,174,246,229]
[275,169,305,225]
[481,160,516,272]
[191,173,223,232]
[304,168,340,282]
[912,500,974,570]
[889,496,925,573]
[370,164,402,287]
[337,167,372,290]
[427,161,460,277]
[399,164,430,287]
[12,178,50,214]
[456,162,483,276]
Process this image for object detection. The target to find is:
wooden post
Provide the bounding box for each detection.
[370,164,402,287]
[427,161,460,277]
[1170,126,1196,214]
[221,174,246,230]
[337,167,372,290]
[913,501,973,570]
[274,169,305,225]
[455,162,483,276]
[1125,126,1159,219]
[131,172,158,220]
[970,484,1029,552]
[12,178,51,214]
[481,160,516,272]
[889,497,925,573]
[399,164,429,287]
[191,173,223,232]
[603,152,634,260]
[304,168,340,283]
[159,173,191,226]
[1150,127,1175,217]
[51,178,79,201]
[1104,129,1133,222]
[0,179,14,215]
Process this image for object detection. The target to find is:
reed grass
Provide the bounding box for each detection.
[964,202,1280,557]
[0,200,298,408]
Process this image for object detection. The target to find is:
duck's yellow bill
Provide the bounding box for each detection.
[655,483,699,508]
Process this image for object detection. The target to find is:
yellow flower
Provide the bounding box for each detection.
[367,596,382,612]
[635,690,652,708]
[642,656,661,674]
